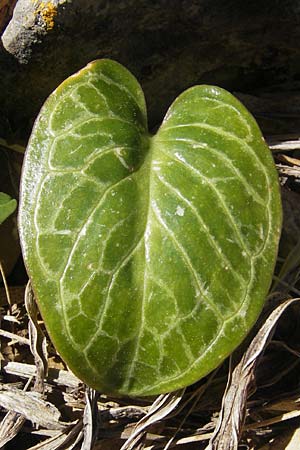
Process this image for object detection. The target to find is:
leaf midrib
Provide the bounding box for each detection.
[120,132,155,390]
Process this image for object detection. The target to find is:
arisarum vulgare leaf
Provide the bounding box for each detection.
[19,60,282,396]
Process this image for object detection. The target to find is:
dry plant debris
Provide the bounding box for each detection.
[1,92,300,449]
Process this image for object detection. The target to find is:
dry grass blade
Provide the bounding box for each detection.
[0,260,12,307]
[120,389,185,450]
[144,432,214,449]
[245,410,300,430]
[0,265,27,447]
[277,165,300,177]
[277,154,300,166]
[0,328,30,345]
[267,135,300,151]
[81,388,99,450]
[27,420,84,450]
[25,281,48,393]
[161,369,219,450]
[275,239,300,292]
[0,410,26,447]
[3,361,81,389]
[206,297,300,450]
[263,391,300,412]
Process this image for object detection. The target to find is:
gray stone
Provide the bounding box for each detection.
[1,0,300,141]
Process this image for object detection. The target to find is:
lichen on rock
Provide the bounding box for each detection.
[36,1,58,31]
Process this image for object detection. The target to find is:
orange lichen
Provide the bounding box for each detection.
[36,2,58,31]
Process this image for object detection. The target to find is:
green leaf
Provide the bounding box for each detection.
[19,60,282,396]
[0,192,17,225]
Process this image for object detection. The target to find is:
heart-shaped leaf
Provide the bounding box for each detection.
[0,192,17,225]
[19,60,282,396]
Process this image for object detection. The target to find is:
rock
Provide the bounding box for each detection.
[1,0,300,141]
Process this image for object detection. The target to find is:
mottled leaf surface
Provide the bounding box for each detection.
[0,192,17,225]
[19,60,282,396]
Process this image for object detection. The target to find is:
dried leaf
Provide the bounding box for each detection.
[120,389,185,450]
[0,384,67,430]
[0,410,25,447]
[25,281,48,393]
[206,297,300,450]
[100,405,147,422]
